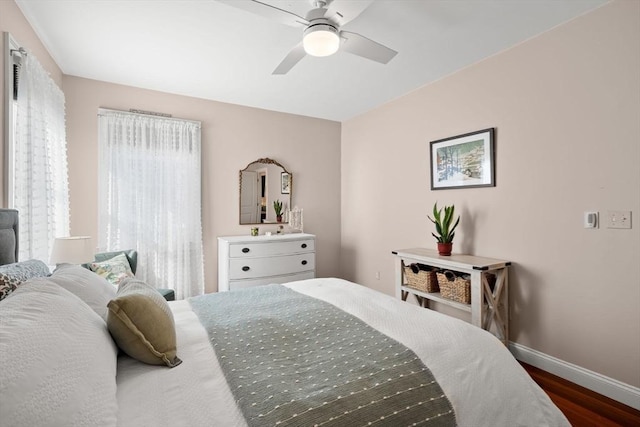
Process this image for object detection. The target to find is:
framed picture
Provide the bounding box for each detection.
[430,128,495,190]
[281,172,291,194]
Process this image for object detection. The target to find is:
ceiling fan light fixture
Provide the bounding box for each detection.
[303,23,339,57]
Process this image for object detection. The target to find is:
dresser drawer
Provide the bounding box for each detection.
[229,253,315,280]
[229,238,314,258]
[229,271,315,291]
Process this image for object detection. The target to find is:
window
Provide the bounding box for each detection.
[4,33,69,262]
[97,109,204,299]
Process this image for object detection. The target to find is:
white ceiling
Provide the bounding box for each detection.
[16,0,607,122]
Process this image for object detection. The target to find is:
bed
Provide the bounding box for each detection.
[0,209,569,426]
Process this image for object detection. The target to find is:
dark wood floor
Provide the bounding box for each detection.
[520,362,640,426]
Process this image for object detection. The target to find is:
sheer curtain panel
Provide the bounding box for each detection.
[98,110,204,299]
[14,53,70,262]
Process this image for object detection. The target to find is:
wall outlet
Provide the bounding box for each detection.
[375,271,380,280]
[606,210,632,229]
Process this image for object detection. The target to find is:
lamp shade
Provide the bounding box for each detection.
[50,236,94,265]
[303,23,339,57]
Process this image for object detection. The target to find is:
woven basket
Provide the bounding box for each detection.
[403,265,439,293]
[436,271,471,304]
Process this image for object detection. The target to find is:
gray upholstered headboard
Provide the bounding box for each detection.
[0,209,19,266]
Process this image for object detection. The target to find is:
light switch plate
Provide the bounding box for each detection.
[606,210,632,229]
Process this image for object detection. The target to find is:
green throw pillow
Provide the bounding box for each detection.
[107,278,182,368]
[89,253,134,286]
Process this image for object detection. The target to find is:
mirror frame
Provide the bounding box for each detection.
[239,158,292,225]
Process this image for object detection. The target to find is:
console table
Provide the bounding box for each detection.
[392,248,511,345]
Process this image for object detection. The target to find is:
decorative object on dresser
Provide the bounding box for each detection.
[289,206,304,232]
[393,248,511,345]
[273,199,283,222]
[427,202,460,256]
[430,128,495,190]
[218,233,315,291]
[239,158,292,225]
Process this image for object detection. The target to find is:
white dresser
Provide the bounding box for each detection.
[217,233,316,291]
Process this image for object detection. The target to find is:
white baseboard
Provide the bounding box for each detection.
[509,342,640,411]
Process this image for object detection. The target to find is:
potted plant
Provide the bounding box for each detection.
[273,199,283,222]
[428,202,460,256]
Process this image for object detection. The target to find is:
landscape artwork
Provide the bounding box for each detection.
[430,128,495,190]
[281,172,291,194]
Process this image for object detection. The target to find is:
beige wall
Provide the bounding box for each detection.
[341,0,640,387]
[63,76,342,293]
[0,0,63,206]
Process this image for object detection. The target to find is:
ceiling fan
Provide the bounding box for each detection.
[218,0,397,74]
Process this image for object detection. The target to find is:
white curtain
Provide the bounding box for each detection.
[97,110,204,299]
[14,53,70,262]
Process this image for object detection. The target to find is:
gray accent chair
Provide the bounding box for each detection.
[84,249,175,301]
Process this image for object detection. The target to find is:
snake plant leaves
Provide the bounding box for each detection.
[428,202,460,243]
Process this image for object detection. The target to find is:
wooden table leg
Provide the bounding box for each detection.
[414,294,424,307]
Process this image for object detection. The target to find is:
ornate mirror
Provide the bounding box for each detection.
[239,158,292,225]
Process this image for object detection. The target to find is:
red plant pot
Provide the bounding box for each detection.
[437,242,453,256]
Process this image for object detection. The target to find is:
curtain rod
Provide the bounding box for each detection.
[97,107,201,127]
[10,47,27,57]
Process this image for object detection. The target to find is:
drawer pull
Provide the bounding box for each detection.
[242,266,250,272]
[301,243,307,249]
[301,260,308,266]
[242,247,250,253]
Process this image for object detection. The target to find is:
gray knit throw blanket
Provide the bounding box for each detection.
[190,284,456,427]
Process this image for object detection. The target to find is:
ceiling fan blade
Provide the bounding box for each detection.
[340,31,397,64]
[217,0,308,27]
[272,43,306,75]
[325,0,374,26]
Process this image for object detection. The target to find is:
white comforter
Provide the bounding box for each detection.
[116,278,569,426]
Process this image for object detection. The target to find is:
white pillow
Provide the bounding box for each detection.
[48,263,117,320]
[0,280,118,427]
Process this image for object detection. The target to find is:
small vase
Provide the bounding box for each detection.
[437,242,453,256]
[276,215,282,223]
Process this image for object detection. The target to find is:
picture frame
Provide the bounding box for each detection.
[430,128,495,190]
[281,172,291,194]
